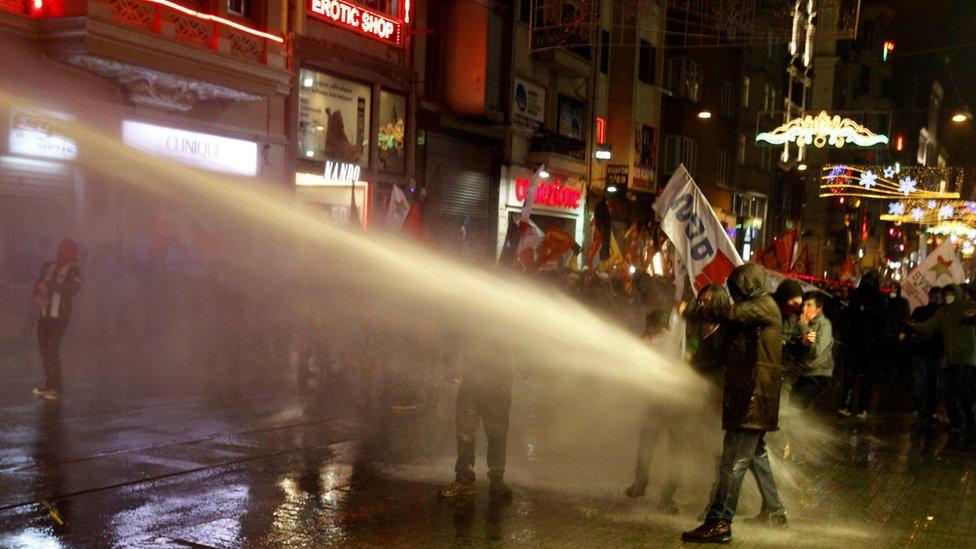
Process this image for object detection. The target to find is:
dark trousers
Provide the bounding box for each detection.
[842,352,875,413]
[791,376,832,409]
[454,381,512,484]
[632,406,679,503]
[37,317,68,391]
[706,429,784,521]
[911,356,942,419]
[945,364,976,430]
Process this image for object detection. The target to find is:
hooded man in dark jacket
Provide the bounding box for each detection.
[839,270,886,419]
[912,284,976,440]
[682,263,786,544]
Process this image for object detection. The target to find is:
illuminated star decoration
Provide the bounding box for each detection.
[967,202,976,214]
[898,176,917,196]
[928,200,938,209]
[911,207,925,221]
[889,201,906,216]
[939,204,954,218]
[884,166,897,178]
[859,170,878,189]
[929,255,954,282]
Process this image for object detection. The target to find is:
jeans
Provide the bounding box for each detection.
[911,356,942,418]
[454,380,512,484]
[945,364,976,431]
[707,429,785,521]
[791,376,832,409]
[37,317,68,391]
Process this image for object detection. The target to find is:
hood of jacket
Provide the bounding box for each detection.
[728,263,768,301]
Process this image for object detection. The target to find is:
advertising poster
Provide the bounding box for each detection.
[557,94,584,140]
[513,78,546,132]
[298,68,371,164]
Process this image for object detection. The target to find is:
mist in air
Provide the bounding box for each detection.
[0,61,862,543]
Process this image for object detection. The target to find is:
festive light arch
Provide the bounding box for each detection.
[880,199,976,224]
[820,164,962,200]
[757,111,889,149]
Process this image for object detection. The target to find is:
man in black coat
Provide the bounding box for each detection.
[682,263,786,544]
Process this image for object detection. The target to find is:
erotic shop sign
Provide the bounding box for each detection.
[307,0,402,46]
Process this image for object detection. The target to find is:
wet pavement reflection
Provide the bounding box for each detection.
[0,370,975,548]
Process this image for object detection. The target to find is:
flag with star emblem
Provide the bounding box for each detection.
[902,239,965,310]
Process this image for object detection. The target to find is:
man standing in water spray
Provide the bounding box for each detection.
[682,262,786,544]
[439,347,516,500]
[32,239,83,401]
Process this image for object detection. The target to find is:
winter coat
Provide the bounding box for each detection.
[783,313,834,378]
[916,284,976,367]
[908,302,943,360]
[702,263,783,432]
[846,271,886,360]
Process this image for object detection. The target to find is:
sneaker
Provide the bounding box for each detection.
[439,481,476,498]
[41,390,60,401]
[856,411,870,420]
[32,388,46,397]
[743,512,788,528]
[838,408,852,417]
[681,519,732,544]
[489,480,513,500]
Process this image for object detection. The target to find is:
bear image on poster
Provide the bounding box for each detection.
[324,108,362,163]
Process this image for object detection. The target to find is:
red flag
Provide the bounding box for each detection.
[400,199,427,241]
[534,228,576,270]
[838,255,856,281]
[791,242,812,275]
[758,228,796,272]
[693,250,737,292]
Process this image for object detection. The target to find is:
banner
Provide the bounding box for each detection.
[902,239,965,310]
[387,184,410,231]
[653,165,743,293]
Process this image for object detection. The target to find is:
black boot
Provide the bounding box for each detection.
[624,479,647,498]
[681,519,732,544]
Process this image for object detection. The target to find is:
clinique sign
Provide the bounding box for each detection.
[307,0,402,46]
[122,121,258,176]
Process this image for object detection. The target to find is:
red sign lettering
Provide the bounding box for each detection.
[307,0,403,47]
[514,177,582,209]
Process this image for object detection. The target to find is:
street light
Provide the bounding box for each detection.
[697,110,712,119]
[952,109,972,123]
[797,163,808,171]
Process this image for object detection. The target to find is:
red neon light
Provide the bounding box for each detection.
[515,177,582,209]
[144,0,284,42]
[33,0,42,9]
[404,0,410,23]
[307,0,403,46]
[595,116,606,146]
[895,134,904,152]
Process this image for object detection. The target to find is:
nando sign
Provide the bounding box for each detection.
[122,121,257,176]
[307,0,402,47]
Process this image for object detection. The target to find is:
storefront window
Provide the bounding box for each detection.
[298,68,371,165]
[377,90,406,174]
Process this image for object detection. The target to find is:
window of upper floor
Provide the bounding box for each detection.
[667,58,701,102]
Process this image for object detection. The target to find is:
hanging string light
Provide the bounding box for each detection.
[820,164,962,200]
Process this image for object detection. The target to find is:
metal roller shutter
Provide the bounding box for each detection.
[424,133,495,257]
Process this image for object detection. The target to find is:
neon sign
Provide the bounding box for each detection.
[307,0,402,46]
[514,177,582,209]
[324,161,361,184]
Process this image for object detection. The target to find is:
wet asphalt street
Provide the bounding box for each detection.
[1,343,975,548]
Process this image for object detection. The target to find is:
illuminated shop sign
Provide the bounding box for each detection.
[307,0,402,47]
[122,121,257,176]
[9,109,77,161]
[512,177,582,210]
[324,160,361,184]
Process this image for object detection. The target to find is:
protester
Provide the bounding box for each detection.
[682,263,786,544]
[906,287,944,425]
[773,278,804,325]
[912,284,976,443]
[785,292,835,409]
[883,282,911,383]
[839,270,885,420]
[439,345,517,500]
[32,239,83,401]
[624,310,681,511]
